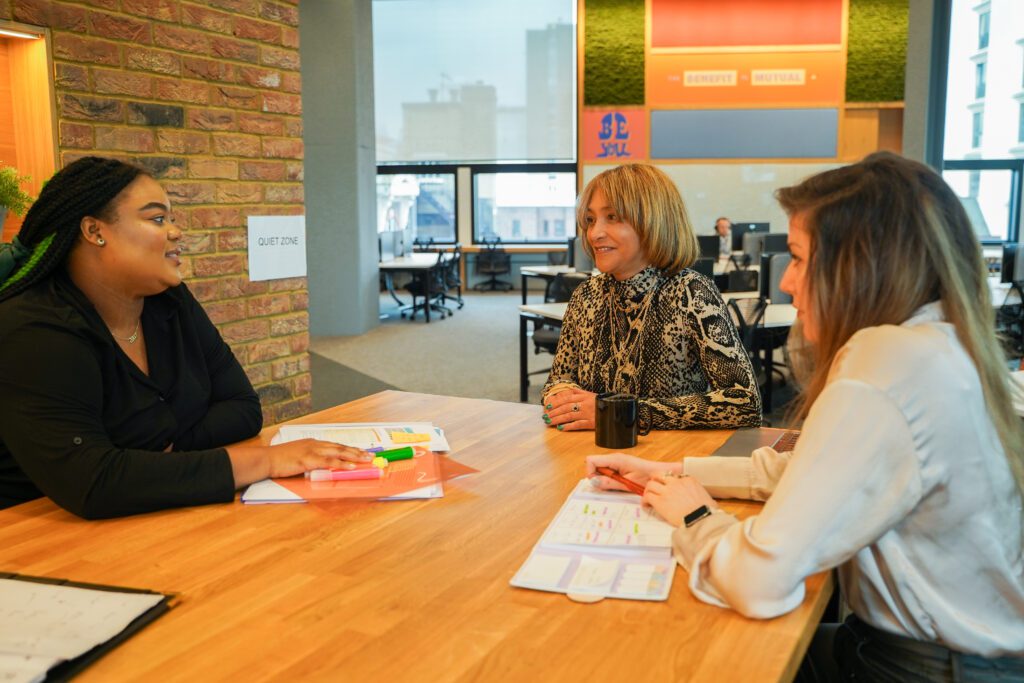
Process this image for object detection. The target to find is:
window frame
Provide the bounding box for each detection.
[929,1,1022,245]
[375,164,460,245]
[469,162,578,246]
[943,159,1024,245]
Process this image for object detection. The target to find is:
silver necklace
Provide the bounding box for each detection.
[111,320,141,344]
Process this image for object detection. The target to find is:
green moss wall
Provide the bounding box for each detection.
[584,0,645,106]
[846,0,909,102]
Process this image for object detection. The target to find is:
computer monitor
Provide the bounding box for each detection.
[1002,243,1024,284]
[697,235,720,259]
[761,233,789,254]
[760,252,792,303]
[731,222,770,251]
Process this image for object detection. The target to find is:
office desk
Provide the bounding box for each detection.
[0,391,832,683]
[520,265,573,304]
[379,253,444,322]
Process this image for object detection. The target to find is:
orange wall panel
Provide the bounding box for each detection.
[651,0,843,49]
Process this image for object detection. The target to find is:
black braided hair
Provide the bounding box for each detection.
[0,156,148,303]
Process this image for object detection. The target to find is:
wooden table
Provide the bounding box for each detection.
[0,391,832,682]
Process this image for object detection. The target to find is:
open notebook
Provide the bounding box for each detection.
[510,480,677,601]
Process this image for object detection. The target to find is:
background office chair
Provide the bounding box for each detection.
[411,236,435,252]
[727,297,769,414]
[473,237,513,291]
[401,251,453,321]
[531,272,588,366]
[439,243,464,309]
[692,257,715,279]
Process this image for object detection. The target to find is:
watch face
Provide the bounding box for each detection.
[684,505,711,528]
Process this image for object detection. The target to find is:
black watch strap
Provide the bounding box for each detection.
[683,504,712,528]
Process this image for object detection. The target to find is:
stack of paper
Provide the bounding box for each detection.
[242,422,458,504]
[510,480,677,601]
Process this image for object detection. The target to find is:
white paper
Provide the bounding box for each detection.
[247,215,306,281]
[0,652,61,683]
[0,579,162,664]
[515,555,572,587]
[272,423,450,452]
[510,480,677,601]
[240,479,306,504]
[567,556,619,592]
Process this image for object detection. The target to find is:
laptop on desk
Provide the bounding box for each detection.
[713,427,800,457]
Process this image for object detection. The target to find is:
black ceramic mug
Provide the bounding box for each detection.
[595,392,650,449]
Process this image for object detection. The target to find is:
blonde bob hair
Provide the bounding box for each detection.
[776,151,1024,497]
[576,164,699,277]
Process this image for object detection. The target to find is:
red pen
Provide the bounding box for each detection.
[594,466,646,496]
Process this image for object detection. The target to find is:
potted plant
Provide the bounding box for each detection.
[0,163,34,228]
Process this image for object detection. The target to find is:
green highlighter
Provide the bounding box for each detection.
[377,446,415,462]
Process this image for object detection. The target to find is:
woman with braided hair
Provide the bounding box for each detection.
[0,157,368,518]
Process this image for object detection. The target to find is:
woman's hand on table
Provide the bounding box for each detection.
[586,453,681,492]
[643,473,716,528]
[228,439,373,486]
[543,388,598,431]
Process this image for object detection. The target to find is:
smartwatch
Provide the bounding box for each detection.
[683,505,712,528]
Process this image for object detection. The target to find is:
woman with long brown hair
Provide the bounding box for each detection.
[588,152,1024,679]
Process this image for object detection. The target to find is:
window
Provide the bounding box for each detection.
[942,167,1017,242]
[372,0,577,246]
[375,170,457,243]
[936,1,1024,244]
[473,170,576,244]
[372,0,575,165]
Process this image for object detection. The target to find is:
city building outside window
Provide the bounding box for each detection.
[372,0,576,245]
[941,0,1023,244]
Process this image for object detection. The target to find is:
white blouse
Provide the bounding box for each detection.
[675,302,1024,657]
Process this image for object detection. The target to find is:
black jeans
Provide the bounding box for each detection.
[815,615,1024,682]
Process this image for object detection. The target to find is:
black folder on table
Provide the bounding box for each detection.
[713,428,800,457]
[0,572,176,682]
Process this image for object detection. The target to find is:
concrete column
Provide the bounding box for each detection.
[300,0,379,336]
[903,0,947,168]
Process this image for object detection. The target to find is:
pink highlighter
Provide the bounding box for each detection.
[307,467,383,482]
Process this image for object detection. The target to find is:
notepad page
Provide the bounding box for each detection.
[0,579,163,663]
[539,480,674,554]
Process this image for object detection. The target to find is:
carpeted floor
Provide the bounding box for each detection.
[310,290,798,426]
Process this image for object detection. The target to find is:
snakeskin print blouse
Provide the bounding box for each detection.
[543,266,762,429]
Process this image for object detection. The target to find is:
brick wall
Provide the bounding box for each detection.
[1,0,310,425]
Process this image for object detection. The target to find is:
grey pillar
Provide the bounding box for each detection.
[301,0,379,336]
[903,0,949,169]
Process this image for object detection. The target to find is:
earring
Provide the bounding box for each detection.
[97,237,106,246]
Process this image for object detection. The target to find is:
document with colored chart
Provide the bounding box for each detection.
[269,422,450,451]
[510,480,677,601]
[242,422,458,503]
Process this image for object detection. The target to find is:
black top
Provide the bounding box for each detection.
[0,272,262,518]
